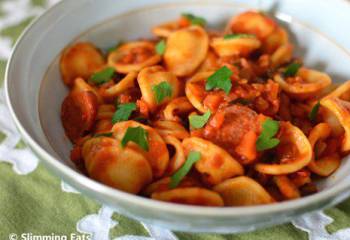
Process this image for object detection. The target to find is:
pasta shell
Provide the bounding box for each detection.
[151,187,224,206]
[197,50,220,72]
[152,21,181,38]
[142,176,200,196]
[72,77,103,103]
[226,11,277,40]
[93,119,113,134]
[270,43,293,68]
[321,97,350,152]
[112,120,169,178]
[164,26,209,76]
[108,41,161,74]
[263,27,289,54]
[323,80,350,100]
[185,71,214,113]
[99,71,137,98]
[60,42,105,86]
[153,120,190,140]
[82,137,152,194]
[213,176,274,206]
[321,81,350,137]
[273,175,300,200]
[274,68,332,99]
[96,104,115,120]
[307,123,341,176]
[255,122,313,175]
[162,135,186,175]
[211,37,261,57]
[143,177,172,196]
[163,97,194,122]
[137,66,180,111]
[182,137,244,185]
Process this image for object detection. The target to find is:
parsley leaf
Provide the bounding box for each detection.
[308,101,320,123]
[90,67,115,85]
[121,126,149,151]
[112,102,137,124]
[155,40,166,55]
[152,81,173,104]
[223,33,255,40]
[189,111,211,129]
[169,151,201,188]
[256,119,280,151]
[284,63,301,77]
[181,13,207,26]
[94,132,113,138]
[205,66,233,94]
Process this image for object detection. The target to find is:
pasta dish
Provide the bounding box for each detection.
[59,11,348,206]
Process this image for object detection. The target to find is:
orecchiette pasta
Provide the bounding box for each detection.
[307,123,341,176]
[211,36,261,57]
[59,10,348,207]
[274,68,332,99]
[151,187,224,206]
[226,11,276,40]
[137,66,180,111]
[153,120,190,140]
[99,71,137,98]
[321,97,350,152]
[164,26,209,76]
[60,42,105,86]
[82,137,152,194]
[197,50,220,72]
[162,135,186,175]
[112,120,169,178]
[182,137,244,185]
[152,21,183,38]
[96,104,115,120]
[255,122,312,175]
[108,41,161,73]
[213,176,274,206]
[163,97,194,122]
[143,176,200,196]
[72,77,103,103]
[185,71,214,113]
[273,175,300,200]
[270,43,293,68]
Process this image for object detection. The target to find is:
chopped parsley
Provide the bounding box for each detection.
[189,111,211,129]
[284,63,302,77]
[112,102,137,124]
[205,66,233,94]
[121,126,149,151]
[181,13,207,26]
[223,33,255,40]
[169,151,201,188]
[308,101,320,123]
[152,81,173,104]
[155,40,166,55]
[90,67,115,85]
[256,119,280,151]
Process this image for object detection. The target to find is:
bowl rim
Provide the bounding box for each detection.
[4,0,350,218]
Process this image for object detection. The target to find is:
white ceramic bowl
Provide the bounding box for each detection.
[5,0,350,233]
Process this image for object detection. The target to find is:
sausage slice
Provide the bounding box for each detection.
[61,91,98,142]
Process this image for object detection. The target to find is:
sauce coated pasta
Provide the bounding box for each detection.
[60,11,348,206]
